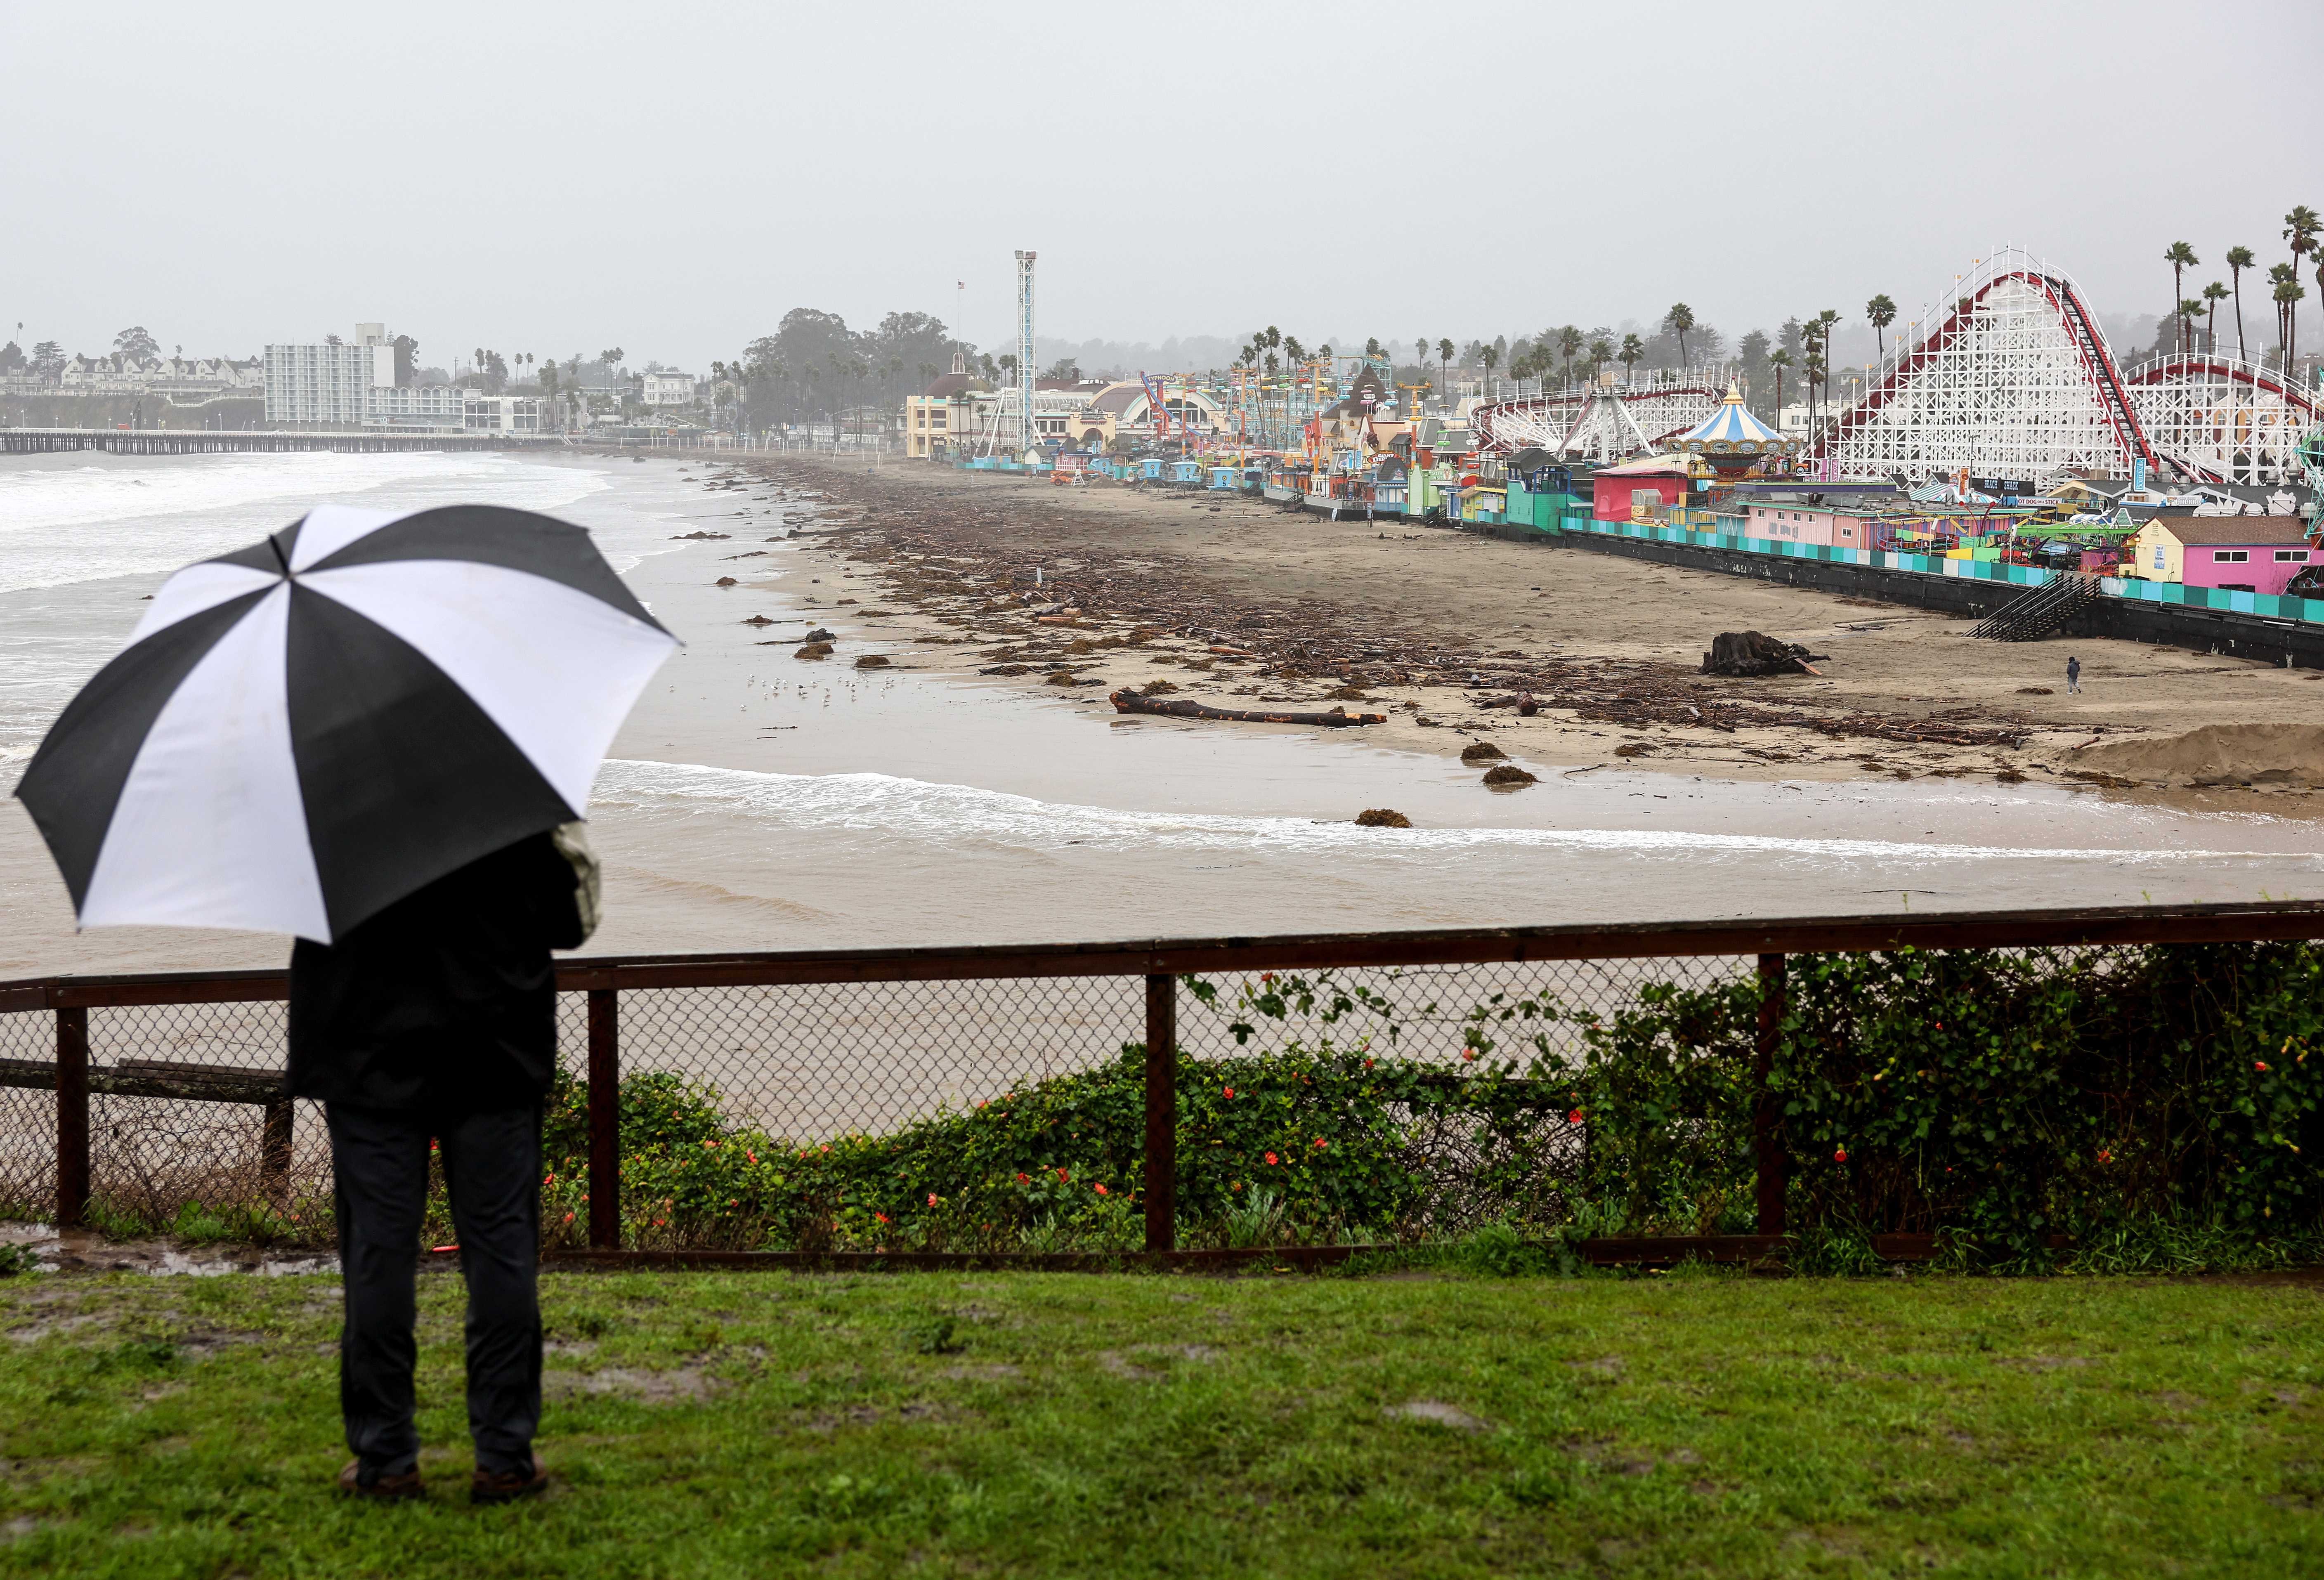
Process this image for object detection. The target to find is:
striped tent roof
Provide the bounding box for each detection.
[1670,383,1788,448]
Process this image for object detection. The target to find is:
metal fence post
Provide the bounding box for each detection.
[259,1097,293,1200]
[586,989,621,1249]
[55,1006,88,1228]
[1143,974,1176,1254]
[1753,954,1787,1238]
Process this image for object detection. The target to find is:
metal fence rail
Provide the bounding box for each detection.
[3,899,2321,1260]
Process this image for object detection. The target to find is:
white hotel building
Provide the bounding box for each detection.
[262,323,475,431]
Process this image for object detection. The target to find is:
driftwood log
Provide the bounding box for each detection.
[1703,631,1824,677]
[1109,691,1385,727]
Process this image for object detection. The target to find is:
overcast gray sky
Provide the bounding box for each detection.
[3,0,2319,370]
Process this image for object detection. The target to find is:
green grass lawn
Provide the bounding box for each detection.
[0,1263,2318,1578]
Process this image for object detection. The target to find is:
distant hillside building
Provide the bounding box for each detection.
[640,371,697,407]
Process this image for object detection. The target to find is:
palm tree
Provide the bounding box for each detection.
[1618,333,1644,385]
[1587,338,1612,386]
[1810,309,1840,427]
[1663,303,1695,366]
[1767,348,1792,419]
[1479,343,1499,392]
[1865,294,1897,367]
[2164,242,2199,352]
[2177,299,2207,359]
[2201,282,2230,354]
[2226,246,2255,356]
[1436,338,1453,403]
[2286,207,2322,374]
[2274,267,2306,375]
[1556,325,1582,389]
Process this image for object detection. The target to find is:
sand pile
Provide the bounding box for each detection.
[2069,724,2324,786]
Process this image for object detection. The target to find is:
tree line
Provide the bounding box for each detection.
[2159,207,2319,369]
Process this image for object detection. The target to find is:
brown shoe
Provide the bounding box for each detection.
[471,1455,547,1506]
[338,1460,423,1501]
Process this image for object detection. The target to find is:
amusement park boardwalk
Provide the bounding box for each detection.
[750,453,2324,807]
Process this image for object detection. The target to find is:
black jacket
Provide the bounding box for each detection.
[288,833,585,1111]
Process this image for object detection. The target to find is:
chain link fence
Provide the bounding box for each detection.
[2,903,2317,1257]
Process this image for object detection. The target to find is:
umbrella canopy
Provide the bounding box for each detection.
[13,503,678,942]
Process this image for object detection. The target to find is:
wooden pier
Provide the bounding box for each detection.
[0,428,566,456]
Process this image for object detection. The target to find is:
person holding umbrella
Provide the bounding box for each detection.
[14,503,678,1504]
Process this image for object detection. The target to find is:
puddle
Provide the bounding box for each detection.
[546,1365,720,1403]
[0,1226,338,1278]
[1389,1400,1488,1431]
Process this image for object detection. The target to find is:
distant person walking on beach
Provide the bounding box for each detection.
[2066,655,2082,694]
[293,829,598,1504]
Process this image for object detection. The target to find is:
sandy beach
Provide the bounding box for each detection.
[716,452,2324,808]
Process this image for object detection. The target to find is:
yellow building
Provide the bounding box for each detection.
[902,368,990,459]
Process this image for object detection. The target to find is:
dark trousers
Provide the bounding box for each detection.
[325,1102,543,1476]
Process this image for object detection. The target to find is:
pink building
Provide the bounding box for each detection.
[2133,517,2316,595]
[1742,500,1880,549]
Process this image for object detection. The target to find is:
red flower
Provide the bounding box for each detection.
[1094,1183,1109,1195]
[1264,1152,1279,1166]
[1261,972,1277,984]
[1364,1058,1375,1070]
[1016,1171,1030,1184]
[875,1211,890,1224]
[2255,1061,2271,1072]
[1313,1138,1328,1150]
[746,1151,758,1164]
[1462,1049,1477,1062]
[1223,1086,1235,1099]
[2096,1149,2113,1164]
[1056,1168,1071,1183]
[543,1173,555,1185]
[1568,1109,1585,1124]
[927,1193,939,1208]
[1834,1148,1849,1163]
[562,1211,575,1224]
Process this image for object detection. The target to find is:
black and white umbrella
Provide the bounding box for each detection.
[13,503,678,942]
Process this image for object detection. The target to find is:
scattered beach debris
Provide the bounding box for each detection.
[1516,692,1539,716]
[1613,743,1651,758]
[671,531,730,540]
[805,628,835,642]
[1459,742,1506,764]
[795,642,834,660]
[714,576,738,587]
[1703,631,1824,677]
[1108,691,1385,727]
[742,615,775,626]
[855,654,890,669]
[1355,808,1412,828]
[1138,680,1180,695]
[2017,686,2054,695]
[1481,764,1538,787]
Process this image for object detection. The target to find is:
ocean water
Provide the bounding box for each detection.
[1,446,2318,976]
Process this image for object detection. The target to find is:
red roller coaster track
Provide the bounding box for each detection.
[1810,267,2161,477]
